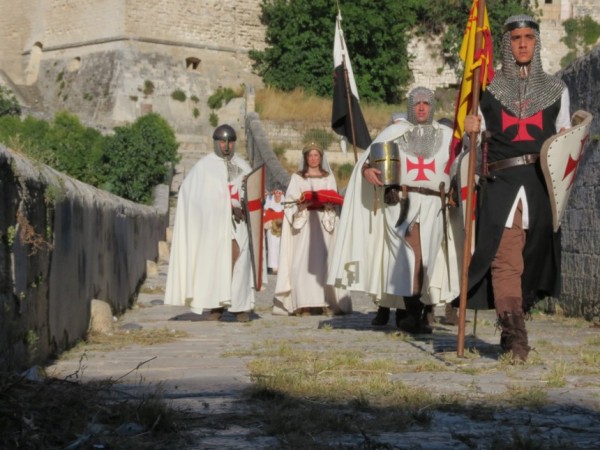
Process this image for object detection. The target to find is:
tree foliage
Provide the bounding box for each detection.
[0,112,179,204]
[250,0,534,103]
[560,15,600,67]
[100,113,179,203]
[250,0,415,103]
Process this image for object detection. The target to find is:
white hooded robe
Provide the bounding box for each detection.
[165,153,255,313]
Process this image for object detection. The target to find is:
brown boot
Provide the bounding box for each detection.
[498,312,529,363]
[371,307,390,326]
[442,303,459,326]
[208,307,225,321]
[510,313,530,362]
[235,311,251,323]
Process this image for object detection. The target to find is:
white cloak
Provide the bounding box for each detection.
[165,153,255,314]
[327,122,461,308]
[273,173,352,315]
[264,193,285,271]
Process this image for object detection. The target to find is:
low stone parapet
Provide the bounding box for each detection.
[0,144,169,370]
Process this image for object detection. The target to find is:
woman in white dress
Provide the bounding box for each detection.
[273,143,351,316]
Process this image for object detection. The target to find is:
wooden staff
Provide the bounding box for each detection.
[457,0,486,357]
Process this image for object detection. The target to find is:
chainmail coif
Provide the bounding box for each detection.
[487,14,565,119]
[398,87,443,159]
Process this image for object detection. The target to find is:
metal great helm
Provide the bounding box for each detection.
[213,124,237,159]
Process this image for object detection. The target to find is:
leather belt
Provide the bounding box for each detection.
[487,153,539,172]
[404,186,441,197]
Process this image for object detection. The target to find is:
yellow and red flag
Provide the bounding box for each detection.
[448,0,494,165]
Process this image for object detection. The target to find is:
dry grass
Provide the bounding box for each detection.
[59,327,188,359]
[0,370,188,449]
[256,87,404,129]
[255,86,458,128]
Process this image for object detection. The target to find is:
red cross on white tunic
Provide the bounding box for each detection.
[406,156,436,181]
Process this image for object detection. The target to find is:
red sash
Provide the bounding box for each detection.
[264,209,284,223]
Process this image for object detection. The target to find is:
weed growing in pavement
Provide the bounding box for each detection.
[586,335,600,346]
[503,385,549,408]
[544,361,568,387]
[579,348,600,368]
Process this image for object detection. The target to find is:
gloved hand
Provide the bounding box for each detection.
[384,187,400,205]
[232,207,246,223]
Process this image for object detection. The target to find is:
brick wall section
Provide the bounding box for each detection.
[558,45,600,320]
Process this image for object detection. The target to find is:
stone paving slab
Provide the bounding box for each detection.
[48,260,600,448]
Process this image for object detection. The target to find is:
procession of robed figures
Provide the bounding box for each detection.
[165,0,594,364]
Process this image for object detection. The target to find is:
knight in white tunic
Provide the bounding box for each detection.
[328,87,460,333]
[165,124,255,322]
[263,187,285,274]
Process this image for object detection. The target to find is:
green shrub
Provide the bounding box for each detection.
[561,16,600,67]
[207,87,240,109]
[209,112,219,127]
[0,86,21,116]
[190,95,200,103]
[171,89,186,102]
[192,107,200,118]
[143,80,155,96]
[44,111,105,184]
[101,113,179,203]
[272,144,287,158]
[0,111,180,203]
[303,128,334,151]
[336,163,354,181]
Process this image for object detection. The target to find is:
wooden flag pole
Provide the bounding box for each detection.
[457,0,486,357]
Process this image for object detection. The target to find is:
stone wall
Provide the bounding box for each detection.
[407,35,458,92]
[558,44,600,320]
[3,0,598,95]
[0,0,264,85]
[0,145,169,371]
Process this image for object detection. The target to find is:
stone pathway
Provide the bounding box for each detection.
[48,142,600,449]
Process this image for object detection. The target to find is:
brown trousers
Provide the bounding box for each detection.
[491,202,525,315]
[405,223,423,296]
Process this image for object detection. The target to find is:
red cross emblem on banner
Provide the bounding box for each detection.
[502,110,543,142]
[562,133,589,189]
[406,156,436,181]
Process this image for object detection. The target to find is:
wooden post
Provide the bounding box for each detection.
[457,0,486,357]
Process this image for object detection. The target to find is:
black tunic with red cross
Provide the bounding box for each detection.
[467,91,563,310]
